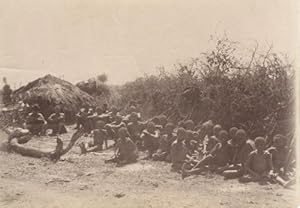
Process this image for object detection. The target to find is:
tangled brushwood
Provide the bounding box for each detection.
[115,37,294,138]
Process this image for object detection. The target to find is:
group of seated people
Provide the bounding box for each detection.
[24,104,66,136]
[74,104,295,187]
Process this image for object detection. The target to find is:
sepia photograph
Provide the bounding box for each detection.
[0,0,299,207]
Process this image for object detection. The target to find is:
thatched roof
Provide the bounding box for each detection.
[13,74,96,113]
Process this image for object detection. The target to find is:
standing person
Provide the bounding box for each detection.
[25,104,47,135]
[2,77,12,106]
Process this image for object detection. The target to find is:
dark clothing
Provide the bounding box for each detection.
[2,84,12,105]
[47,113,66,135]
[25,112,46,135]
[142,130,160,155]
[115,137,138,162]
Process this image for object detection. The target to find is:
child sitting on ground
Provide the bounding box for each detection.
[127,112,146,144]
[267,134,295,187]
[105,115,126,143]
[182,130,231,179]
[202,131,219,157]
[141,122,160,159]
[79,120,108,154]
[239,137,273,184]
[170,128,188,172]
[185,130,199,156]
[199,120,214,143]
[105,127,138,167]
[153,123,176,161]
[221,129,254,179]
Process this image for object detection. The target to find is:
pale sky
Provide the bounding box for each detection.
[0,0,298,87]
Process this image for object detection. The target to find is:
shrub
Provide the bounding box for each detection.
[114,36,294,138]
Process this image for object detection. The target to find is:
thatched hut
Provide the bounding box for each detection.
[13,74,96,122]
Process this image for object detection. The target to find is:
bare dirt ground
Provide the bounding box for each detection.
[0,127,298,208]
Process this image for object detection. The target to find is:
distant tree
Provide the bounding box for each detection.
[97,74,108,83]
[76,73,110,97]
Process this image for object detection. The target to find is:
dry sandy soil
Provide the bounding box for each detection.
[0,127,298,208]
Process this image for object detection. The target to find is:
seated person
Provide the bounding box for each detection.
[85,107,96,133]
[185,130,199,156]
[212,124,222,137]
[46,106,67,136]
[229,127,238,140]
[182,130,231,179]
[170,128,188,172]
[198,120,214,144]
[24,104,47,135]
[80,120,108,153]
[221,129,254,179]
[153,123,176,161]
[267,134,289,174]
[86,106,102,124]
[141,122,160,159]
[75,107,88,130]
[93,104,110,123]
[107,106,121,123]
[239,137,273,183]
[267,134,295,187]
[105,127,138,167]
[202,135,219,156]
[123,105,141,124]
[127,112,146,144]
[105,115,126,143]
